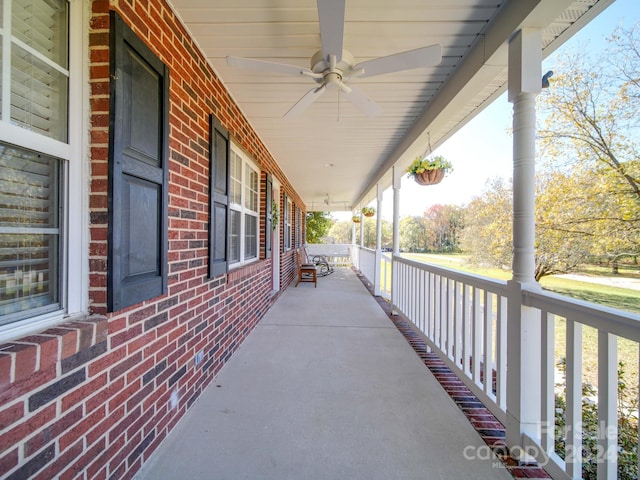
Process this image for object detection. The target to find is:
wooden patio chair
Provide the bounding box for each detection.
[296,247,317,287]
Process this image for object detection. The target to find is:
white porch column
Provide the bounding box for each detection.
[351,217,356,245]
[359,210,364,247]
[374,184,383,296]
[392,166,401,254]
[390,166,402,314]
[506,28,543,459]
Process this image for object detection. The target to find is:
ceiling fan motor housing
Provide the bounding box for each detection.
[310,49,355,85]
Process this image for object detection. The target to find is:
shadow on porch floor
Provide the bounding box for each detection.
[136,268,515,480]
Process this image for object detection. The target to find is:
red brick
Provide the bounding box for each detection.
[61,372,107,412]
[42,328,78,359]
[89,345,125,377]
[5,343,37,383]
[109,351,142,381]
[25,406,83,456]
[59,406,106,451]
[0,402,24,430]
[0,448,18,478]
[0,404,56,455]
[108,382,140,415]
[0,365,56,404]
[18,335,60,370]
[59,437,106,480]
[32,439,83,480]
[0,353,12,389]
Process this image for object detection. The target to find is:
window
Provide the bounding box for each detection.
[229,144,259,266]
[0,0,73,329]
[284,196,292,251]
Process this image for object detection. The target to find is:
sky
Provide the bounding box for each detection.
[366,0,640,220]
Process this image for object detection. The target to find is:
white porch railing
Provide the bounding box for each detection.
[352,248,640,480]
[392,255,509,424]
[358,247,376,284]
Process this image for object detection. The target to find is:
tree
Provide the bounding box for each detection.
[538,25,640,271]
[327,220,353,244]
[399,216,428,252]
[305,211,333,243]
[534,170,594,279]
[423,204,463,253]
[362,218,392,249]
[539,38,640,202]
[459,178,513,269]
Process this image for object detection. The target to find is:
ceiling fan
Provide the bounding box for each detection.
[226,0,442,118]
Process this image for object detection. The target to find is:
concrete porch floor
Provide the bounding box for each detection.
[136,268,513,480]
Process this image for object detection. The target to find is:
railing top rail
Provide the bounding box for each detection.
[393,254,509,296]
[523,287,640,342]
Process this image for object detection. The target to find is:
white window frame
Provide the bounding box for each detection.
[0,0,89,342]
[229,143,260,268]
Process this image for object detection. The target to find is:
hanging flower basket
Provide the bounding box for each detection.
[406,155,452,186]
[352,215,361,223]
[414,168,445,186]
[361,206,375,217]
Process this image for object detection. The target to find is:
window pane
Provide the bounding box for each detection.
[11,44,68,141]
[244,165,258,212]
[0,144,61,322]
[229,151,242,206]
[230,209,240,263]
[244,214,257,259]
[12,0,68,68]
[8,0,69,141]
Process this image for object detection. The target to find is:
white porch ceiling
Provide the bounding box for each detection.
[167,0,613,211]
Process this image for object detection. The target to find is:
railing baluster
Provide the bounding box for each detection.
[597,330,617,480]
[566,318,583,480]
[483,291,493,398]
[453,281,460,367]
[447,279,454,361]
[420,268,426,334]
[428,272,434,341]
[434,274,441,348]
[496,295,507,410]
[540,310,554,454]
[472,286,482,386]
[440,275,446,351]
[463,283,472,376]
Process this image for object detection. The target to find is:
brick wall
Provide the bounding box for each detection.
[0,0,305,478]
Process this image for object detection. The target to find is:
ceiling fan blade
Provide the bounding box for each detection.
[342,84,381,117]
[227,56,316,77]
[284,85,327,117]
[317,0,345,63]
[354,44,442,78]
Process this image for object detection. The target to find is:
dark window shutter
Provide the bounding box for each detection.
[265,174,272,259]
[108,12,169,312]
[209,115,230,277]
